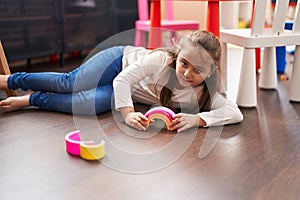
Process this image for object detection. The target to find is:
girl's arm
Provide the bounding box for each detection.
[113,50,168,130]
[113,50,167,111]
[198,93,243,127]
[170,93,243,132]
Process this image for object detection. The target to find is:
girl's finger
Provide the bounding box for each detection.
[177,126,187,133]
[133,121,147,131]
[130,118,147,131]
[169,118,180,127]
[169,120,182,131]
[139,114,148,121]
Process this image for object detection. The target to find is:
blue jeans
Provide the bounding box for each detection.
[8,46,126,115]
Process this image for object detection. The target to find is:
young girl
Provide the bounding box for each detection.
[0,30,243,132]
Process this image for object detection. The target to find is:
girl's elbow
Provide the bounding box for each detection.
[235,109,244,123]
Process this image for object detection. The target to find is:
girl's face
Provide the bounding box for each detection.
[175,48,214,88]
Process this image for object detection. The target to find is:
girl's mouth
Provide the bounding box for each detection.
[178,75,192,86]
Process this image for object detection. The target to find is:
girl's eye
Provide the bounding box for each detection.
[180,60,188,67]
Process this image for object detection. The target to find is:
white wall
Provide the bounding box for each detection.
[161,1,207,30]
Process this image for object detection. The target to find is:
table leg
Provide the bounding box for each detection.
[148,0,162,49]
[207,1,220,37]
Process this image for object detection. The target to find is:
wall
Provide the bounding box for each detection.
[172,1,207,29]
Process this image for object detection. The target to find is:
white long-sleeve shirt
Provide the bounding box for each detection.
[113,46,243,127]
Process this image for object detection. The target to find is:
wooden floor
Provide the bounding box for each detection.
[1,48,300,200]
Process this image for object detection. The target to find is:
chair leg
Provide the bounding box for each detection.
[289,45,300,101]
[258,47,277,89]
[0,41,16,97]
[236,48,257,107]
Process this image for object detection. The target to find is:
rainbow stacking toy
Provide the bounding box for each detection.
[144,106,175,130]
[65,130,105,160]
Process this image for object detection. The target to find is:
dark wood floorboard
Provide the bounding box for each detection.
[1,56,300,200]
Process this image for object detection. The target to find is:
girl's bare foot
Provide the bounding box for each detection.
[0,74,9,90]
[0,93,31,112]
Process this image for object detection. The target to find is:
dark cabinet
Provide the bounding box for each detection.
[109,0,138,34]
[0,0,61,60]
[0,0,137,66]
[63,0,110,53]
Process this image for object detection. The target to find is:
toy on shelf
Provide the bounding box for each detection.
[65,130,105,160]
[144,106,175,130]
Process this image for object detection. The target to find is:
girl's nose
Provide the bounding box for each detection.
[183,68,192,78]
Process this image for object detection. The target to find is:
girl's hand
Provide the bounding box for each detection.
[170,113,205,132]
[124,112,149,131]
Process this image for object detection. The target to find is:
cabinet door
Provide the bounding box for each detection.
[0,0,60,60]
[63,0,110,52]
[109,0,138,34]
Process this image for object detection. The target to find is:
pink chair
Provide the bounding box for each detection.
[134,0,199,47]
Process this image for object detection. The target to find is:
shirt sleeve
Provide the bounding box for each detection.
[113,50,167,110]
[198,93,243,127]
